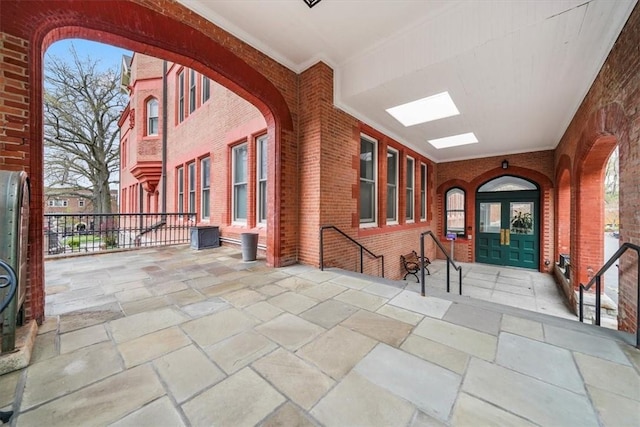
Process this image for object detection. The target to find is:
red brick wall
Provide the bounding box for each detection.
[0,32,42,323]
[295,64,440,279]
[436,151,555,270]
[122,55,270,245]
[554,5,640,333]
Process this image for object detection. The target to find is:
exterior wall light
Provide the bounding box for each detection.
[502,159,509,169]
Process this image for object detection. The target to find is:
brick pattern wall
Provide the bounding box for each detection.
[0,33,43,323]
[554,5,640,333]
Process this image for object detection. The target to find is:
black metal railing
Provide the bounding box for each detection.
[44,213,196,255]
[420,231,462,296]
[579,242,639,348]
[319,225,385,278]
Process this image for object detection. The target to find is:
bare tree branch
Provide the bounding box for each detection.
[44,43,125,213]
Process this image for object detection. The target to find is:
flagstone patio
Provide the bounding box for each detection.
[0,245,638,426]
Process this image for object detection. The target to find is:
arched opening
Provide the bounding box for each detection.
[555,156,571,267]
[475,175,540,269]
[2,0,296,324]
[575,135,617,287]
[603,146,620,308]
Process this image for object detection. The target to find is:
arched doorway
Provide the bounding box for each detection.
[475,175,540,269]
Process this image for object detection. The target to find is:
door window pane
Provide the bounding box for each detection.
[510,202,534,235]
[479,202,501,233]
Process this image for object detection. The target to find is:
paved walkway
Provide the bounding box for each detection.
[1,245,638,426]
[405,259,577,321]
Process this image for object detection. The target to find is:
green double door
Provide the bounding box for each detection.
[475,191,539,269]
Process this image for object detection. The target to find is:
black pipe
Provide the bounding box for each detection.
[161,60,168,219]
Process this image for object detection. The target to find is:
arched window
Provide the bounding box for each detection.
[146,98,159,135]
[478,175,537,192]
[445,187,465,236]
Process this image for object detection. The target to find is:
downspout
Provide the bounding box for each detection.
[161,60,168,220]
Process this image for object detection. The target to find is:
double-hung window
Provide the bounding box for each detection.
[146,98,158,135]
[406,156,415,221]
[201,157,210,220]
[177,166,184,214]
[189,70,196,113]
[446,188,466,236]
[386,148,398,223]
[359,136,377,225]
[257,135,268,224]
[188,162,196,218]
[178,71,185,123]
[233,144,248,223]
[202,76,210,103]
[420,163,427,220]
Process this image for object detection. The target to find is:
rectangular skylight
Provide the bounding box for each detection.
[428,132,478,149]
[386,92,460,127]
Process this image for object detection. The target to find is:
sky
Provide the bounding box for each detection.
[46,39,132,71]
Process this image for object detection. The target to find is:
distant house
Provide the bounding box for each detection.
[44,188,118,214]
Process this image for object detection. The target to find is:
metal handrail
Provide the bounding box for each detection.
[420,231,462,296]
[579,242,640,348]
[319,225,385,278]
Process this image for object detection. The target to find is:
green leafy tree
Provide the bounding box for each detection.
[44,44,125,213]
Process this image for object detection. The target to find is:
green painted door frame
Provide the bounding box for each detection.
[476,190,539,269]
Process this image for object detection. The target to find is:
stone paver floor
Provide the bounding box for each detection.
[1,245,638,426]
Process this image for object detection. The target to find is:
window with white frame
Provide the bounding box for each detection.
[201,157,210,220]
[445,187,466,236]
[406,156,415,221]
[420,163,427,220]
[48,199,68,207]
[386,148,398,223]
[189,69,196,114]
[257,135,268,224]
[146,98,159,135]
[78,198,85,208]
[188,162,196,216]
[177,166,184,214]
[202,76,210,103]
[360,136,377,225]
[232,144,248,223]
[178,71,185,123]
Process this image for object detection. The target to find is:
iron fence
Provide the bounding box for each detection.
[44,213,196,255]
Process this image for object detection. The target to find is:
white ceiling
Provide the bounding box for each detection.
[177,0,636,162]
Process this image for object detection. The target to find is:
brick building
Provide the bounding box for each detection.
[0,0,638,335]
[119,54,269,247]
[44,188,118,214]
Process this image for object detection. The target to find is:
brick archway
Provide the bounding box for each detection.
[1,0,298,323]
[574,103,627,289]
[555,155,572,261]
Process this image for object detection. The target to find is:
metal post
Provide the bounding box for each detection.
[595,276,601,326]
[319,228,324,271]
[458,268,462,295]
[360,247,363,274]
[446,261,450,293]
[636,267,640,349]
[420,234,425,296]
[579,287,584,322]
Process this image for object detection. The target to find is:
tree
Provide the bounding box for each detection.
[44,44,125,213]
